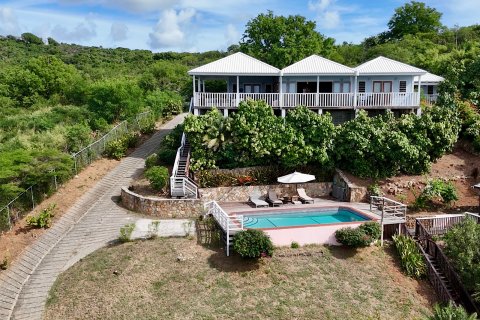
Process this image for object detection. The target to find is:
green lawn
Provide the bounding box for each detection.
[45,238,436,320]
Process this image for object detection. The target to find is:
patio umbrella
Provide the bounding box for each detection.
[277,171,315,188]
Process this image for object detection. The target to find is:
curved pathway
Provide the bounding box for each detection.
[0,114,186,320]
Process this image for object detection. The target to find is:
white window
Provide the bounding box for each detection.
[333,82,351,93]
[244,84,260,93]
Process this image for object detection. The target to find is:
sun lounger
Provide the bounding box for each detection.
[249,191,269,208]
[297,188,314,204]
[266,189,283,207]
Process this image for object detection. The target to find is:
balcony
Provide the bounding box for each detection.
[193,92,420,109]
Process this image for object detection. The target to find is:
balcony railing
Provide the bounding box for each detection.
[422,94,439,105]
[194,92,420,109]
[356,92,418,108]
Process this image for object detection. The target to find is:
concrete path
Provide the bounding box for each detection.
[0,114,187,320]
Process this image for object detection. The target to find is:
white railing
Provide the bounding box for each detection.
[195,92,419,108]
[240,93,279,106]
[357,92,419,108]
[422,94,439,105]
[370,196,407,245]
[204,200,244,256]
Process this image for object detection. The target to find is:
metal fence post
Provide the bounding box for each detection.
[6,205,11,230]
[30,186,35,209]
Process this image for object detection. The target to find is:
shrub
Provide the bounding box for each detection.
[124,131,140,148]
[443,217,480,292]
[392,234,426,278]
[358,222,381,240]
[413,179,459,209]
[26,204,56,228]
[138,115,156,134]
[290,241,300,249]
[119,223,135,243]
[427,302,478,320]
[65,123,92,153]
[367,183,382,197]
[145,153,158,169]
[335,227,372,247]
[105,139,127,160]
[233,229,274,259]
[145,166,169,191]
[0,255,8,270]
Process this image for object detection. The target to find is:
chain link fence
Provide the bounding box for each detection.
[0,175,64,232]
[0,111,154,233]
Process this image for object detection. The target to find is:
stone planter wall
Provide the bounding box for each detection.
[333,169,367,202]
[199,182,332,202]
[121,187,203,218]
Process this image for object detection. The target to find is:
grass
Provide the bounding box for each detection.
[45,238,436,320]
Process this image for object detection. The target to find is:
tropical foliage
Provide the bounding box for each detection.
[233,229,274,259]
[185,101,459,178]
[392,234,426,279]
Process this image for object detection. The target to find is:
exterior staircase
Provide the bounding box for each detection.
[170,98,198,198]
[170,134,198,198]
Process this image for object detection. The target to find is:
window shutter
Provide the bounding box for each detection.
[358,81,366,93]
[399,81,407,93]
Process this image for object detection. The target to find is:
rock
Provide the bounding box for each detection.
[176,254,187,262]
[113,270,119,275]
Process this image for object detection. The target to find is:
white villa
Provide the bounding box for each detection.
[188,52,444,124]
[415,72,444,104]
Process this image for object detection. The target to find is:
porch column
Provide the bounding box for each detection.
[316,76,319,106]
[223,109,228,117]
[197,76,201,93]
[192,75,196,106]
[279,73,283,109]
[202,80,205,92]
[353,71,358,109]
[318,109,323,115]
[236,76,240,108]
[417,75,422,116]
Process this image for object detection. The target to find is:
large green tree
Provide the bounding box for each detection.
[385,1,444,40]
[239,11,334,68]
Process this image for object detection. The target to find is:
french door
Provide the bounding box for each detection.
[373,81,392,106]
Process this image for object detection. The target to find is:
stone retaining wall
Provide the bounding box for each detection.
[333,169,367,202]
[121,187,203,218]
[200,182,332,202]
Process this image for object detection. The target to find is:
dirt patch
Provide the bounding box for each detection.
[45,238,436,320]
[0,158,120,268]
[344,146,480,216]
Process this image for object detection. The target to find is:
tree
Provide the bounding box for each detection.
[385,1,444,40]
[239,11,334,68]
[21,32,44,45]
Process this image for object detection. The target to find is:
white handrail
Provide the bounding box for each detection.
[356,92,418,108]
[204,200,244,256]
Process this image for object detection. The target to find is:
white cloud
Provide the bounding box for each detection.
[51,15,97,41]
[0,7,20,35]
[225,23,240,45]
[148,8,196,49]
[110,22,128,42]
[308,0,341,30]
[59,0,177,13]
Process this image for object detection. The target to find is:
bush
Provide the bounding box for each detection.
[367,183,382,197]
[290,241,300,249]
[26,204,56,229]
[413,179,459,209]
[145,166,169,191]
[443,217,480,293]
[392,234,426,278]
[233,229,274,259]
[145,153,158,169]
[65,123,92,153]
[335,227,372,247]
[427,302,478,320]
[119,223,135,243]
[105,139,127,160]
[358,222,381,240]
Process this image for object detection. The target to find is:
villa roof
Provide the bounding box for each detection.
[414,72,445,84]
[188,52,280,76]
[355,56,426,75]
[281,55,355,76]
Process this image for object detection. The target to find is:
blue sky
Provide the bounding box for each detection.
[0,0,479,52]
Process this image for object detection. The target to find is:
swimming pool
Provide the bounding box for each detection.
[243,208,370,229]
[233,206,377,246]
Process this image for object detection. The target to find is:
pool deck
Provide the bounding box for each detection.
[220,198,378,218]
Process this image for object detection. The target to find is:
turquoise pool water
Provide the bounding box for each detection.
[243,208,370,229]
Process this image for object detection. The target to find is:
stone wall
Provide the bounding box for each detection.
[121,187,203,218]
[199,182,332,202]
[333,169,367,202]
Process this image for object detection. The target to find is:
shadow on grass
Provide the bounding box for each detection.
[207,248,260,273]
[325,245,358,260]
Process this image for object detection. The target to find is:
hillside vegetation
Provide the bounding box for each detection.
[1,1,480,205]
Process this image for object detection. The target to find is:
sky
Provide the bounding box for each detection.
[0,0,479,52]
